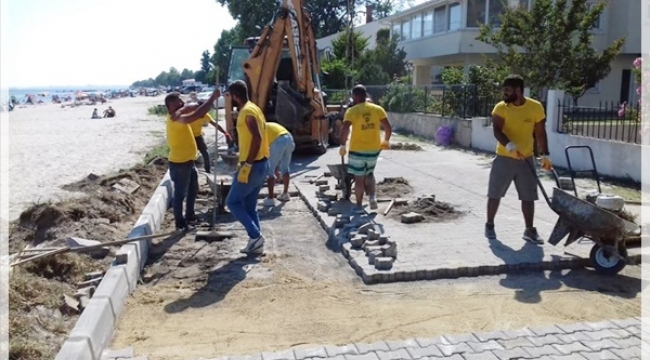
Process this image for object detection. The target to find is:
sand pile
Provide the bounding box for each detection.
[393,195,463,222]
[389,142,423,151]
[376,177,413,198]
[9,161,167,360]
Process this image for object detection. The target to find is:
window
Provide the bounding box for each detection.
[434,6,446,33]
[423,11,433,35]
[448,3,461,30]
[412,14,423,38]
[401,19,412,40]
[467,0,487,28]
[488,0,506,26]
[587,3,602,29]
[391,22,401,40]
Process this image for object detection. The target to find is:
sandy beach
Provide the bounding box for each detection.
[9,96,168,221]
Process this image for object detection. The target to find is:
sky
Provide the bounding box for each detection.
[4,0,429,89]
[5,0,237,88]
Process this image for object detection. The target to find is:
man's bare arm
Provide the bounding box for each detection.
[245,116,262,164]
[171,90,220,124]
[534,119,549,154]
[380,118,392,142]
[339,122,352,147]
[492,115,510,147]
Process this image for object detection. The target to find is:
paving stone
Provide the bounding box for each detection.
[466,340,503,353]
[262,349,296,360]
[473,331,508,342]
[355,342,390,354]
[579,339,619,352]
[344,353,380,360]
[501,329,535,339]
[552,342,590,355]
[556,323,592,333]
[610,336,641,348]
[435,343,473,357]
[622,326,642,336]
[444,333,479,345]
[523,345,561,357]
[549,355,588,360]
[405,345,443,359]
[498,337,535,350]
[584,321,620,331]
[555,332,593,344]
[294,347,327,359]
[610,318,640,328]
[414,336,449,348]
[527,334,562,346]
[462,352,499,360]
[607,328,634,338]
[102,347,135,359]
[578,350,621,360]
[384,339,419,351]
[400,212,424,224]
[230,355,262,360]
[374,349,412,360]
[610,345,642,358]
[584,329,621,341]
[529,326,565,336]
[491,347,530,360]
[325,345,360,357]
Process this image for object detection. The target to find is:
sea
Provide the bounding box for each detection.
[2,85,130,104]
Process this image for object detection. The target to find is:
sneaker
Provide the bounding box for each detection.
[369,198,378,210]
[523,227,544,244]
[263,197,275,207]
[240,235,265,254]
[484,223,497,239]
[277,193,290,202]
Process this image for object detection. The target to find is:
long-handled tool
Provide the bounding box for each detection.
[196,127,235,241]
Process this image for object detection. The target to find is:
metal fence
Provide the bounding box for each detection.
[557,100,641,144]
[322,84,500,120]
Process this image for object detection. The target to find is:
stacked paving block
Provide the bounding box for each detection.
[348,223,397,270]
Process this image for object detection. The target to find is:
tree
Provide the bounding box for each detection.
[359,28,407,79]
[331,29,369,67]
[477,0,624,101]
[195,50,212,84]
[211,25,244,84]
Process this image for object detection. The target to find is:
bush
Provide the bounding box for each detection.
[379,84,436,113]
[358,64,391,85]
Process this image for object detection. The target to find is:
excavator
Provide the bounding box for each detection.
[223,0,345,154]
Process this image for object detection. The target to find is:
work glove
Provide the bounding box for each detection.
[540,156,553,171]
[505,142,524,159]
[380,140,390,150]
[339,146,347,157]
[237,163,252,184]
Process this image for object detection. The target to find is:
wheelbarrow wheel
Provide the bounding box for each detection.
[589,243,627,276]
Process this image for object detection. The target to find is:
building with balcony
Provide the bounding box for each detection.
[316,0,640,106]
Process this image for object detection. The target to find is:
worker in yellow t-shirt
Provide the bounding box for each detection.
[485,74,552,245]
[189,112,232,173]
[339,84,392,211]
[224,80,269,255]
[165,89,221,231]
[263,122,295,207]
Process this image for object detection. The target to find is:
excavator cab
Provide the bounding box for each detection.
[223,0,337,155]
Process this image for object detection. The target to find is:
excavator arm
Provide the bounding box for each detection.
[224,0,330,154]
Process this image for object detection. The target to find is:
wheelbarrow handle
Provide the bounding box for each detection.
[524,157,553,209]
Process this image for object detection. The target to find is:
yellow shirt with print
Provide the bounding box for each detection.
[266,122,289,144]
[237,101,270,162]
[166,115,198,163]
[492,97,545,158]
[344,102,387,152]
[190,113,212,137]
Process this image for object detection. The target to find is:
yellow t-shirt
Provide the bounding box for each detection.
[492,97,545,158]
[344,102,388,152]
[237,102,270,162]
[166,115,198,163]
[266,122,289,144]
[190,113,212,137]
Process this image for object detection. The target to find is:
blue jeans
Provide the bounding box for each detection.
[168,161,198,229]
[268,133,295,176]
[226,159,269,239]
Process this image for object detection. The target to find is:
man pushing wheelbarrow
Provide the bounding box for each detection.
[338,84,393,211]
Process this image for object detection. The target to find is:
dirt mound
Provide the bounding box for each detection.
[389,142,423,151]
[9,161,167,360]
[376,177,412,198]
[392,196,463,222]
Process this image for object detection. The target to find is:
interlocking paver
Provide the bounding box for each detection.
[556,323,592,333]
[189,319,644,360]
[529,326,565,336]
[610,318,640,328]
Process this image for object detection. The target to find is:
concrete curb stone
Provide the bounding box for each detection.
[55,169,173,360]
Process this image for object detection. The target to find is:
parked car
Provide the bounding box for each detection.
[197,91,225,109]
